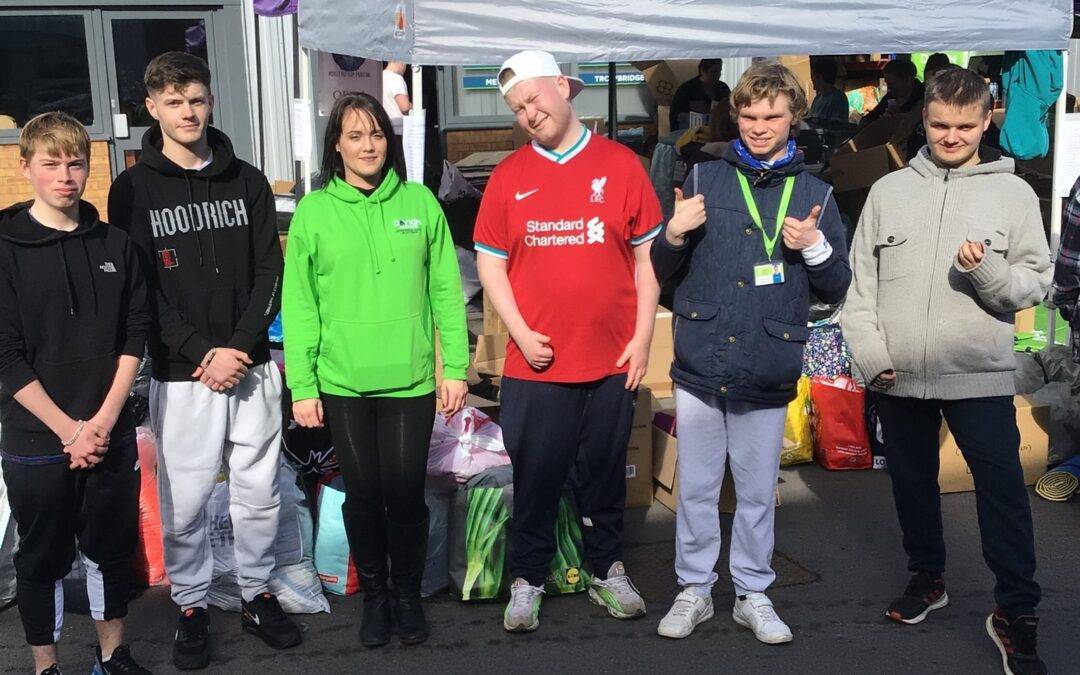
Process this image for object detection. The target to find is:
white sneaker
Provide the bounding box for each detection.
[503,578,544,632]
[732,592,793,644]
[657,590,714,639]
[588,561,646,619]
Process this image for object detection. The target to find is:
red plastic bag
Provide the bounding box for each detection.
[810,376,872,471]
[131,427,168,586]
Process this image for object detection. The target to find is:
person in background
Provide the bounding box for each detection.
[842,67,1050,675]
[808,57,850,126]
[860,58,924,127]
[0,112,151,675]
[383,61,412,137]
[652,62,850,643]
[1052,173,1080,365]
[284,92,469,648]
[670,58,726,132]
[924,53,952,80]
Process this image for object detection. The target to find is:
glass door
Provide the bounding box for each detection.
[100,11,217,171]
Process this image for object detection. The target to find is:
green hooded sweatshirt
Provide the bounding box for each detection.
[282,170,468,400]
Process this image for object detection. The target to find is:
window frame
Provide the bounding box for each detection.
[0,9,111,143]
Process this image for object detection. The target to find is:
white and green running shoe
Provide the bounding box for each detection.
[588,561,647,619]
[504,578,544,632]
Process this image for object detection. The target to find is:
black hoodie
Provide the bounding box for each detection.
[108,125,283,381]
[0,201,150,458]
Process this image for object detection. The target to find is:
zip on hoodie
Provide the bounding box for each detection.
[919,168,951,395]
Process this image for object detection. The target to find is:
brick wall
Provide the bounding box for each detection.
[445,129,514,163]
[0,141,112,216]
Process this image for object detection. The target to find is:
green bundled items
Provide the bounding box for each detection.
[449,465,590,601]
[459,486,511,601]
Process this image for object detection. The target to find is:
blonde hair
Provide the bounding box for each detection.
[730,61,809,124]
[19,111,91,161]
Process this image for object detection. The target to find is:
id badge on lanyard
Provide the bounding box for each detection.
[737,172,795,287]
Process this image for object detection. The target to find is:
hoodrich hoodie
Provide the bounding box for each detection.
[108,125,283,381]
[842,146,1052,400]
[282,171,469,400]
[0,201,150,458]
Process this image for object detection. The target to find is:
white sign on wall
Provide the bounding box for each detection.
[317,52,382,117]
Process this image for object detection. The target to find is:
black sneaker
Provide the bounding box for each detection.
[95,645,151,674]
[39,665,61,675]
[987,610,1048,675]
[173,607,211,670]
[885,572,948,624]
[242,592,302,650]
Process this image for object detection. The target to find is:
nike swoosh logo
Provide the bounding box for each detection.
[515,189,540,201]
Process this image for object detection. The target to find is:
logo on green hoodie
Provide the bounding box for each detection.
[393,218,422,234]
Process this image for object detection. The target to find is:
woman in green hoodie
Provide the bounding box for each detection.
[282,93,469,648]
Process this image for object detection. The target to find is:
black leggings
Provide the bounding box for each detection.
[321,392,436,526]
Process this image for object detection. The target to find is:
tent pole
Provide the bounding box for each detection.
[412,64,423,111]
[299,46,314,196]
[1049,48,1068,344]
[608,62,617,140]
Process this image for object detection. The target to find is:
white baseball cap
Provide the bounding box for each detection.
[498,50,585,99]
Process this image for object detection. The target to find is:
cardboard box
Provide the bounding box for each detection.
[625,387,657,508]
[641,308,675,398]
[638,62,678,106]
[656,104,671,138]
[938,395,1050,494]
[482,293,508,336]
[474,332,509,376]
[1015,306,1036,334]
[652,421,738,513]
[829,142,905,193]
[839,108,921,154]
[779,56,813,104]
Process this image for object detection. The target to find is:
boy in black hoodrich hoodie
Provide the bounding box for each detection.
[107,52,299,670]
[0,113,151,675]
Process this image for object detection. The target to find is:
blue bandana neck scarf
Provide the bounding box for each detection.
[733,138,797,171]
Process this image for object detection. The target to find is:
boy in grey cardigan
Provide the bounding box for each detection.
[842,67,1050,675]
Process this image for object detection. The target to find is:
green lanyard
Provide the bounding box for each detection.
[736,173,795,260]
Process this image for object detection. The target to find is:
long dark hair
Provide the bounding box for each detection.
[317,92,406,189]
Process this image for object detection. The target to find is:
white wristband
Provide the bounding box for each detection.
[801,231,832,266]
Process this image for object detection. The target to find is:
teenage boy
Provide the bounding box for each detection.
[474,49,663,633]
[843,67,1051,675]
[0,112,151,675]
[652,62,850,642]
[108,52,300,669]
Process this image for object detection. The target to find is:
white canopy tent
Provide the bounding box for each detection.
[296,1,1074,337]
[298,0,1070,64]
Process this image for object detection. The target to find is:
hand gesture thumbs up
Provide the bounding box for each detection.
[668,188,707,241]
[782,204,823,251]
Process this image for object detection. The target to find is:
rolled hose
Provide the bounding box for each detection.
[1035,456,1080,502]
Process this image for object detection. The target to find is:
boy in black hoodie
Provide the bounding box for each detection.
[107,52,299,669]
[0,113,151,675]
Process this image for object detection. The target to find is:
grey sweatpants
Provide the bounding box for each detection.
[674,386,787,597]
[150,362,283,610]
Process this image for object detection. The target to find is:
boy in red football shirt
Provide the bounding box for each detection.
[475,50,662,633]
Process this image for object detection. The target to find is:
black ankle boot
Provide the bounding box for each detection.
[344,503,392,648]
[359,583,393,648]
[387,517,430,645]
